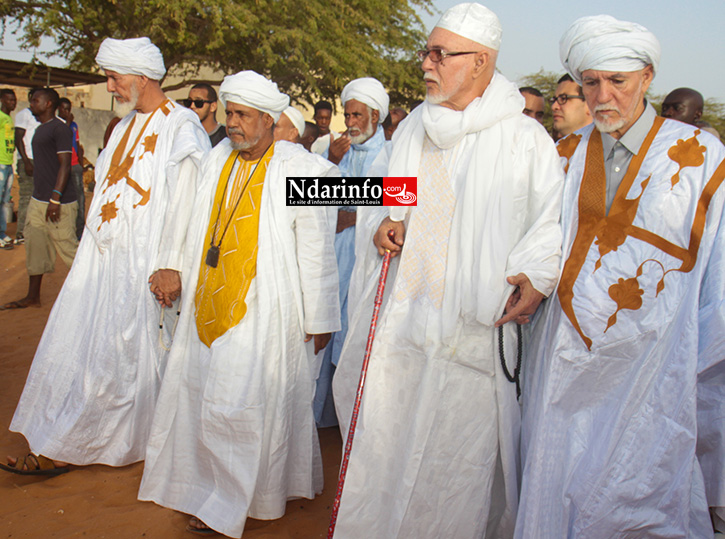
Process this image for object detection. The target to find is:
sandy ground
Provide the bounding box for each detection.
[0,202,343,538]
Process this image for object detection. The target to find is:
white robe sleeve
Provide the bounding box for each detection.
[154,156,199,272]
[295,205,342,335]
[696,186,725,510]
[504,126,564,298]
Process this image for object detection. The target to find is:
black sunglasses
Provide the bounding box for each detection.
[180,98,214,108]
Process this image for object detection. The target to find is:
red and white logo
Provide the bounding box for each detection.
[382,177,417,206]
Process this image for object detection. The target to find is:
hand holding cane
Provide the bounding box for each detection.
[327,229,396,538]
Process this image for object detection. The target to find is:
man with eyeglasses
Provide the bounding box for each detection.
[182,83,226,147]
[517,15,725,538]
[551,73,591,140]
[331,3,563,537]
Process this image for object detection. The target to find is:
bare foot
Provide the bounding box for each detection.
[0,297,41,310]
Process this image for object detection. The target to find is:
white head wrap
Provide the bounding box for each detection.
[434,3,502,51]
[218,71,289,123]
[282,106,306,137]
[95,37,166,80]
[340,77,389,124]
[560,15,661,84]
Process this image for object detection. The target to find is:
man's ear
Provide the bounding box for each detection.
[371,109,380,125]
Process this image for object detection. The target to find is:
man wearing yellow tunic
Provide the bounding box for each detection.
[138,71,341,537]
[3,37,209,476]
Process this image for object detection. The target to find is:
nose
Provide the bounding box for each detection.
[551,100,561,112]
[106,78,115,93]
[421,53,435,72]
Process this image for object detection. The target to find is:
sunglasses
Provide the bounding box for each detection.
[416,49,481,63]
[549,94,585,106]
[180,98,214,108]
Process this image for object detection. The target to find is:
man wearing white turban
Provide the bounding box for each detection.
[273,105,306,144]
[137,70,341,537]
[516,15,725,538]
[313,76,390,428]
[331,3,564,537]
[2,37,209,476]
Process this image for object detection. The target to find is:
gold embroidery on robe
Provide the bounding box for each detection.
[667,129,705,188]
[558,119,725,349]
[194,146,274,347]
[557,133,582,173]
[98,100,172,228]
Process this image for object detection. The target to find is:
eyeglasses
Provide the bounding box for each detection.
[549,94,585,106]
[180,98,214,108]
[416,49,481,63]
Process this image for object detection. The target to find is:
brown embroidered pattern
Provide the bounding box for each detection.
[557,133,582,173]
[558,120,725,349]
[98,194,121,231]
[668,130,705,188]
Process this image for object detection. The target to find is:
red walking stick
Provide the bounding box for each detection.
[327,231,396,538]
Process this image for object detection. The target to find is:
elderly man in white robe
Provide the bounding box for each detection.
[313,77,389,427]
[2,37,209,476]
[273,105,306,145]
[331,3,564,537]
[137,71,341,538]
[516,16,725,538]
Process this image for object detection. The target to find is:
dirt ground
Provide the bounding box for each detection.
[0,202,343,538]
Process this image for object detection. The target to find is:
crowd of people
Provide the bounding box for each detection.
[0,2,724,538]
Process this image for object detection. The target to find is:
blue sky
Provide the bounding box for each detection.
[420,0,725,103]
[2,0,724,103]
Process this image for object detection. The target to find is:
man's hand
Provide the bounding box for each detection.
[45,202,61,223]
[305,332,332,354]
[23,159,34,176]
[336,210,357,233]
[148,269,182,308]
[373,217,405,257]
[327,134,351,165]
[495,273,545,327]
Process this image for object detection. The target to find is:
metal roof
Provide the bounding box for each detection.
[0,59,106,88]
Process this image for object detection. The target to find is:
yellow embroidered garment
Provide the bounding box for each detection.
[195,146,274,347]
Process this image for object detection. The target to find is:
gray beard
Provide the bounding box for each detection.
[114,84,139,118]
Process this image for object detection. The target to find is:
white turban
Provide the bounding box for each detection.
[219,71,289,123]
[560,15,661,84]
[95,37,166,80]
[434,3,502,51]
[282,106,306,137]
[340,77,389,124]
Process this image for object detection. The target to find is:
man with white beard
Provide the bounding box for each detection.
[331,3,563,537]
[138,71,340,537]
[516,16,725,538]
[314,77,389,427]
[1,37,209,475]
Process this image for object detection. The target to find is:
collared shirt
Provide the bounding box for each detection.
[601,101,656,213]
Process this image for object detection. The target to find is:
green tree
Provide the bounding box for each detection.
[2,0,432,108]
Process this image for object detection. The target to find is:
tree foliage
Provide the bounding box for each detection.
[2,0,433,108]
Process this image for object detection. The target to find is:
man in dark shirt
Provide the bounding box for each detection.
[58,98,85,239]
[182,83,226,147]
[1,88,78,309]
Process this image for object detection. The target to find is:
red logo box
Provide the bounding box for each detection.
[382,177,417,206]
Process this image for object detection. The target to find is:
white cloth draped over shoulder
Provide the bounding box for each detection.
[10,101,210,465]
[332,73,564,538]
[138,140,341,539]
[517,121,725,537]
